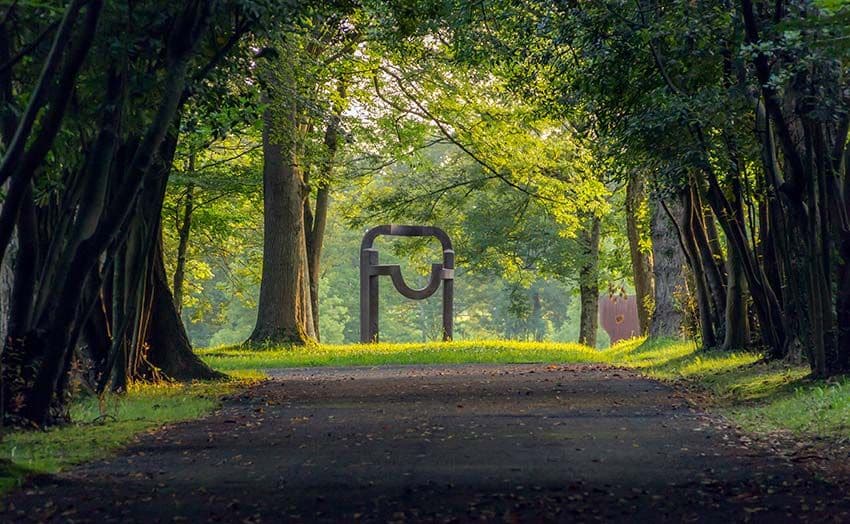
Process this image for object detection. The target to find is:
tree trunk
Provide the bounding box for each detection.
[531,288,544,342]
[722,247,750,350]
[147,234,223,380]
[648,196,686,339]
[173,177,194,316]
[104,134,221,390]
[835,150,850,372]
[721,174,750,351]
[305,81,345,341]
[689,187,727,338]
[578,217,600,347]
[0,222,16,346]
[681,189,717,348]
[1,0,225,426]
[626,176,653,334]
[247,103,315,346]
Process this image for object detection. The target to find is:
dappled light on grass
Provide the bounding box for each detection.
[0,378,255,493]
[607,338,844,437]
[731,378,850,436]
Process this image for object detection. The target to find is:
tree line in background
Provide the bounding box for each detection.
[0,0,847,427]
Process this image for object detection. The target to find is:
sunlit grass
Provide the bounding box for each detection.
[199,337,848,439]
[198,339,605,370]
[0,377,256,493]
[609,338,803,400]
[606,338,844,436]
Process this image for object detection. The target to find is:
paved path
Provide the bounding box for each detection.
[3,364,849,522]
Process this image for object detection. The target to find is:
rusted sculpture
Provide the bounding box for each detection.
[360,225,454,343]
[599,294,640,344]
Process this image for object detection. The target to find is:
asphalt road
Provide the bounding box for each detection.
[3,364,849,522]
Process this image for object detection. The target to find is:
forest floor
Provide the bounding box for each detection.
[3,363,850,522]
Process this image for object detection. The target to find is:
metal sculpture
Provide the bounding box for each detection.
[599,294,640,344]
[360,225,454,343]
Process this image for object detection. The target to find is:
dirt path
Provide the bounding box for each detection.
[3,364,849,522]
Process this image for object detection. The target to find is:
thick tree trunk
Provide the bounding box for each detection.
[247,105,315,346]
[147,235,223,380]
[722,248,750,350]
[648,196,686,339]
[1,1,222,426]
[626,176,653,334]
[104,134,221,390]
[578,217,600,347]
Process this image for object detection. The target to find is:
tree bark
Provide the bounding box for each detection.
[306,185,329,340]
[681,189,717,348]
[247,102,315,346]
[147,234,223,380]
[626,176,653,334]
[305,81,345,341]
[578,217,600,347]
[722,247,750,350]
[173,181,194,316]
[648,195,686,339]
[721,173,751,351]
[689,187,727,338]
[1,0,230,426]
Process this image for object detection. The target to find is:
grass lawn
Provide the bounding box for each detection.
[606,338,847,436]
[197,340,601,370]
[0,374,261,493]
[2,336,848,495]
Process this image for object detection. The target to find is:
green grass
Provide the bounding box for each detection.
[604,338,850,436]
[200,337,849,439]
[197,339,603,370]
[0,377,257,493]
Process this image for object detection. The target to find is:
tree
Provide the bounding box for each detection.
[648,195,686,339]
[248,9,356,346]
[625,175,654,335]
[0,0,282,426]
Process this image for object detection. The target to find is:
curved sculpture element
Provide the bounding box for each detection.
[361,224,453,253]
[360,225,455,343]
[389,264,443,299]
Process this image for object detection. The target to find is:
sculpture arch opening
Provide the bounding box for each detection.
[360,225,454,343]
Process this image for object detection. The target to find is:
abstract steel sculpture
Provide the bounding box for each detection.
[360,225,454,343]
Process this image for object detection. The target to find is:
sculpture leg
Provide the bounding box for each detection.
[443,278,453,341]
[360,249,380,343]
[442,249,454,341]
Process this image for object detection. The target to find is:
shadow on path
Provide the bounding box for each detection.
[2,364,848,522]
